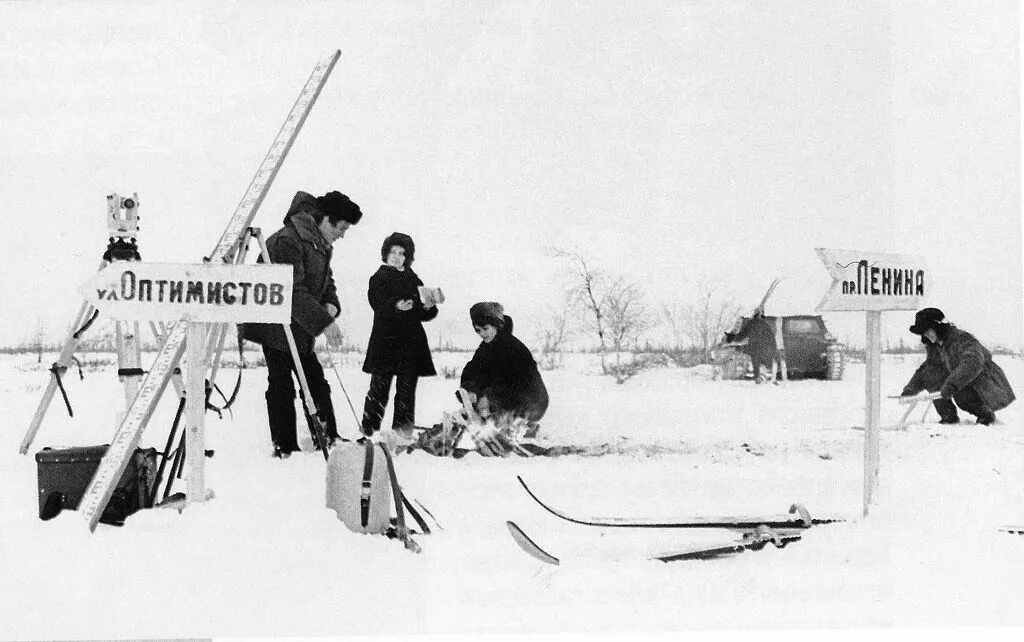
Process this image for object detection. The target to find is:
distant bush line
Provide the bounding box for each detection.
[3,342,1021,363]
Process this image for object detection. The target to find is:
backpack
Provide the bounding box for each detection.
[325,440,430,551]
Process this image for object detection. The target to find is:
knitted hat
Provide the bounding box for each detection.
[317,191,363,224]
[380,232,415,267]
[470,301,505,330]
[909,307,947,334]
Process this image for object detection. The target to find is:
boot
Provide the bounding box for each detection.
[933,398,960,425]
[266,391,299,454]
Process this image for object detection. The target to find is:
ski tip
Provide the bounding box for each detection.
[506,520,560,566]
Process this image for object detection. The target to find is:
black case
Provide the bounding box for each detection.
[35,445,158,525]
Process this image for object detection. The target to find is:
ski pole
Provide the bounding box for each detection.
[325,338,362,431]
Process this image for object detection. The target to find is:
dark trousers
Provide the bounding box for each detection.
[925,384,992,421]
[263,346,338,451]
[362,373,418,435]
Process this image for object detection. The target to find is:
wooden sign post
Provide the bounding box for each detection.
[815,248,929,516]
[80,262,292,505]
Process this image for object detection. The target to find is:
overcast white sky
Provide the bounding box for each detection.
[1,0,1020,351]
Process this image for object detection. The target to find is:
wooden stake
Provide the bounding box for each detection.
[186,322,209,503]
[863,310,882,516]
[774,317,788,383]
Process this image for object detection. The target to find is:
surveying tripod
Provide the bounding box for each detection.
[19,193,172,452]
[19,50,342,532]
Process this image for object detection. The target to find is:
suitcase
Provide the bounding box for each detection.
[35,445,158,525]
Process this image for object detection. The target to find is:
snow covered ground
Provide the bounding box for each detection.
[1,349,1023,640]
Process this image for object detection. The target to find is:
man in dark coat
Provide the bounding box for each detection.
[901,307,1015,425]
[360,232,438,435]
[460,302,549,428]
[240,190,362,457]
[724,312,777,383]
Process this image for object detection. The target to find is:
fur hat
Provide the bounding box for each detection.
[470,301,505,330]
[909,307,947,334]
[380,232,415,267]
[317,191,363,225]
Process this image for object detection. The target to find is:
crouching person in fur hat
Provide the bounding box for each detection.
[460,302,549,434]
[239,190,362,458]
[360,232,438,436]
[901,307,1015,425]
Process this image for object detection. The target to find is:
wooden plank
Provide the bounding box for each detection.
[207,50,341,263]
[888,392,942,405]
[816,248,929,312]
[79,262,293,323]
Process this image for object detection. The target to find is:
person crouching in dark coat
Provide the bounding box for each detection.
[360,232,438,435]
[902,307,1015,425]
[460,302,549,431]
[239,190,362,458]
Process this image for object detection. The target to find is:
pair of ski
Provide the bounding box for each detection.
[508,476,842,565]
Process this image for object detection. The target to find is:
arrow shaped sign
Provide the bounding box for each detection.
[79,262,293,323]
[815,248,929,312]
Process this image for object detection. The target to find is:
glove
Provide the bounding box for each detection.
[323,322,344,348]
[939,382,955,400]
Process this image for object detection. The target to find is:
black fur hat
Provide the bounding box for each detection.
[470,301,505,330]
[909,307,947,334]
[380,232,415,267]
[317,191,363,225]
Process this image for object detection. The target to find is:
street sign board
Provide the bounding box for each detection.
[815,248,929,312]
[80,262,293,323]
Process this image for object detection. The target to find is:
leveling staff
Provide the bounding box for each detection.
[241,190,363,458]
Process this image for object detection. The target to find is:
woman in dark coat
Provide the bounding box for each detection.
[360,232,437,435]
[903,307,1015,425]
[460,302,549,428]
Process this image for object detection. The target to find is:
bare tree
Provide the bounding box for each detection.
[434,319,464,352]
[663,285,742,363]
[32,316,47,363]
[551,248,653,379]
[533,298,573,370]
[551,248,609,369]
[604,276,653,374]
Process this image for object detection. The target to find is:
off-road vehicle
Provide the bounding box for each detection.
[716,314,844,381]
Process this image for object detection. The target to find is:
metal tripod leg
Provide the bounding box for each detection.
[20,264,106,454]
